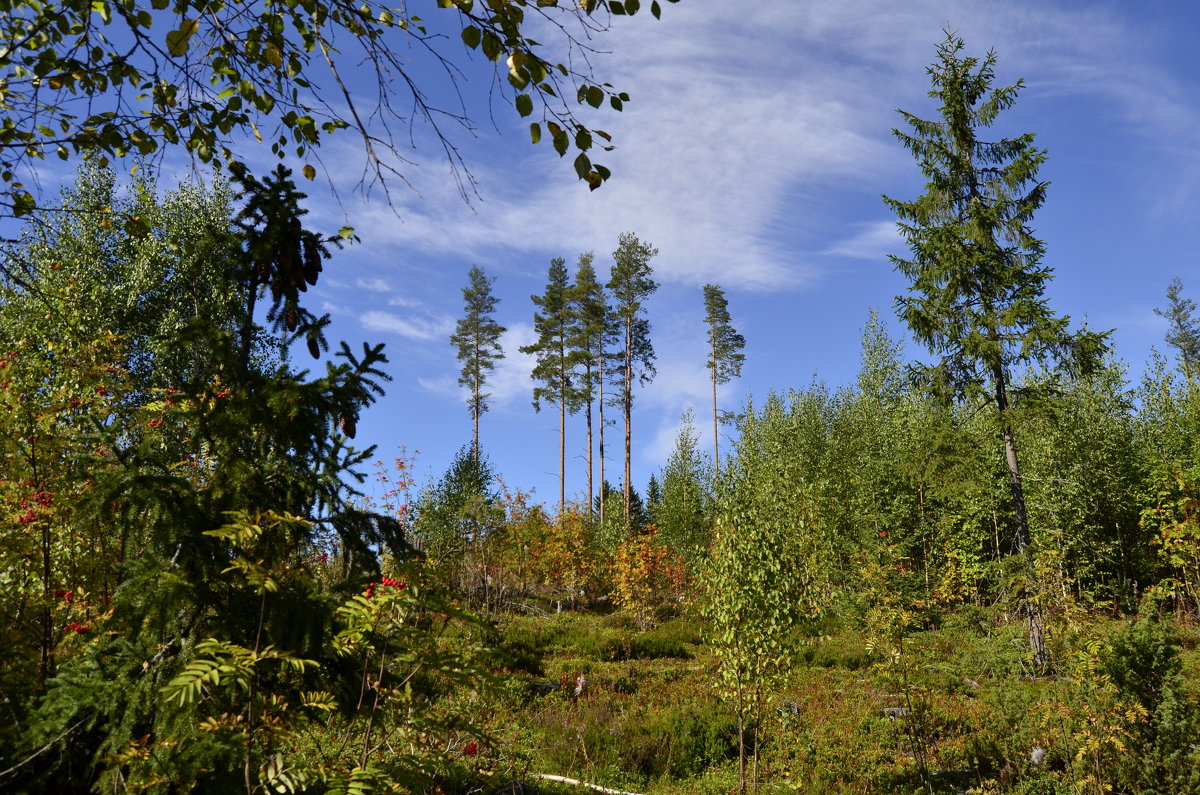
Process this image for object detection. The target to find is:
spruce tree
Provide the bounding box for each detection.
[519,257,578,516]
[884,33,1106,668]
[607,232,658,525]
[1155,278,1200,383]
[884,33,1105,554]
[450,265,506,465]
[703,284,746,469]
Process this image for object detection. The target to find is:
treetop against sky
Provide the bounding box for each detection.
[6,1,1200,501]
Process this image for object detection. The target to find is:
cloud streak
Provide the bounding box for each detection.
[361,310,454,341]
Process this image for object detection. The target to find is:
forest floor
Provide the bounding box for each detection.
[470,606,1200,794]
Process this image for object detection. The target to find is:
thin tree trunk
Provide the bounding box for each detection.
[40,499,52,685]
[473,341,480,468]
[599,352,606,529]
[712,351,720,470]
[586,361,594,520]
[736,702,746,794]
[992,365,1029,551]
[559,382,566,518]
[623,316,633,525]
[992,363,1048,669]
[752,721,760,793]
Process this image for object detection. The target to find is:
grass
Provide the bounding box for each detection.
[469,605,1200,794]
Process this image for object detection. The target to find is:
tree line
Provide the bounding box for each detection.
[449,234,745,527]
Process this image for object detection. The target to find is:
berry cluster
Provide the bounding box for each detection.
[363,576,405,599]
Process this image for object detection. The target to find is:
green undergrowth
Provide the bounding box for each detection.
[465,604,1200,794]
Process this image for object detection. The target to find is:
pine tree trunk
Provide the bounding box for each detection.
[623,315,633,525]
[598,353,606,529]
[559,386,566,518]
[586,361,594,520]
[712,352,720,469]
[473,341,481,467]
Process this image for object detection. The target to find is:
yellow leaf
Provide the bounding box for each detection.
[166,20,199,57]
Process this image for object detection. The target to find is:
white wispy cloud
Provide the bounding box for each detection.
[490,323,538,408]
[417,375,457,400]
[298,1,1200,299]
[418,322,537,408]
[355,277,393,293]
[361,310,454,341]
[826,221,903,261]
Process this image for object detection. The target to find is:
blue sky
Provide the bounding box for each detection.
[296,0,1200,503]
[13,1,1200,505]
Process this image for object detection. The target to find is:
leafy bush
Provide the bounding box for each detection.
[1101,605,1200,793]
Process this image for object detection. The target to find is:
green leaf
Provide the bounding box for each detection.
[650,0,660,18]
[461,25,481,49]
[303,164,316,180]
[609,1,626,14]
[625,0,640,14]
[548,122,568,156]
[166,20,200,57]
[573,152,591,179]
[529,122,541,144]
[12,192,36,217]
[515,93,533,117]
[481,31,502,61]
[338,225,356,240]
[585,85,604,109]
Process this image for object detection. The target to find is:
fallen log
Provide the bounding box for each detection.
[533,773,645,795]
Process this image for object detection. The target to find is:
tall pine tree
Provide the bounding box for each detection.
[703,284,746,469]
[450,265,506,465]
[520,257,578,516]
[569,253,614,523]
[607,232,658,524]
